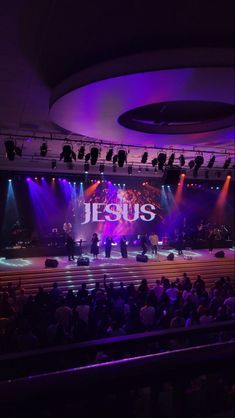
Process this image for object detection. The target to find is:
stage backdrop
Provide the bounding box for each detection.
[0,175,234,247]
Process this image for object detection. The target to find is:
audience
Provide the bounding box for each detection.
[0,273,234,354]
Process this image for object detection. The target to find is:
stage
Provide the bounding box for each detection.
[0,247,234,272]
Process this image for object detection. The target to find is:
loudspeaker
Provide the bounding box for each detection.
[77,257,90,266]
[45,259,58,268]
[136,254,148,262]
[167,252,174,261]
[214,251,225,258]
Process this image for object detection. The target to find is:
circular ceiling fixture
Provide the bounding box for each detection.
[118,100,235,134]
[50,48,235,150]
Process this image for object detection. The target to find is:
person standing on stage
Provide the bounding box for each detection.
[66,234,75,261]
[149,232,158,255]
[208,229,215,253]
[120,236,128,258]
[91,233,99,259]
[140,233,148,255]
[176,231,184,256]
[105,236,113,258]
[63,220,72,237]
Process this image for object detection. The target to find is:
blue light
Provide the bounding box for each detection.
[8,179,12,182]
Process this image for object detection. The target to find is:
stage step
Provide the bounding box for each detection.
[0,258,234,295]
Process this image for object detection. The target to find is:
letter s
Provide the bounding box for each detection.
[105,204,121,221]
[140,204,156,222]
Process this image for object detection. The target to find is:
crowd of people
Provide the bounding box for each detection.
[0,273,234,354]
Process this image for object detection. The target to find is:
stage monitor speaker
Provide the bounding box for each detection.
[77,257,90,266]
[214,251,225,258]
[45,259,58,268]
[136,254,148,262]
[162,165,181,185]
[167,252,174,261]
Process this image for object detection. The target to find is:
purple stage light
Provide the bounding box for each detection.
[41,177,45,180]
[26,177,31,181]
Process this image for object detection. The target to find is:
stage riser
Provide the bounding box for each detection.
[0,259,233,278]
[0,260,234,294]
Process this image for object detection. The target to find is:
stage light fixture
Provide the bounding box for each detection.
[51,160,57,169]
[84,163,90,173]
[5,140,15,160]
[188,160,195,169]
[99,164,105,174]
[151,158,158,167]
[118,150,127,167]
[78,146,85,159]
[40,142,47,157]
[167,153,175,167]
[223,157,231,169]
[158,153,167,171]
[85,153,90,162]
[90,147,99,165]
[113,154,118,165]
[138,166,142,173]
[128,166,132,175]
[207,155,215,168]
[60,145,76,163]
[179,154,185,166]
[195,155,204,168]
[5,140,22,160]
[141,152,148,164]
[106,149,113,161]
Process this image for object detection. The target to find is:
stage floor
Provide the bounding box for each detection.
[0,247,234,272]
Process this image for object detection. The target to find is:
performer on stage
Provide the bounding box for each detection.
[176,231,184,256]
[120,236,128,258]
[149,232,158,255]
[105,236,113,258]
[208,229,215,253]
[66,234,75,261]
[11,220,22,246]
[91,233,99,259]
[140,233,148,255]
[63,220,72,235]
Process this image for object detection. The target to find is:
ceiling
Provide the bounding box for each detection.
[0,0,234,175]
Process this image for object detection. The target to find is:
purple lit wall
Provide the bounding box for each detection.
[0,175,234,247]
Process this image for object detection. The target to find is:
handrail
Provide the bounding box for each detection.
[1,319,234,362]
[0,319,234,383]
[0,341,234,404]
